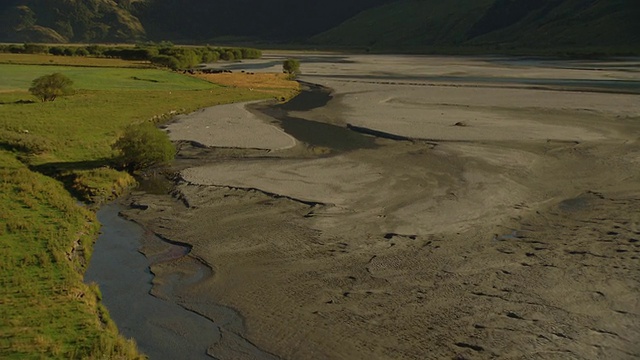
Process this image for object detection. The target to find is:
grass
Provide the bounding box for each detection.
[0,150,141,359]
[193,72,300,98]
[0,53,152,68]
[0,55,298,359]
[0,64,217,91]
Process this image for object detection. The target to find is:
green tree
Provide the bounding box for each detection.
[283,58,301,76]
[29,73,74,102]
[112,123,175,170]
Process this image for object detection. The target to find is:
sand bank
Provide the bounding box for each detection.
[166,101,297,150]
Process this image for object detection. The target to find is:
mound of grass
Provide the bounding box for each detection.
[0,151,142,359]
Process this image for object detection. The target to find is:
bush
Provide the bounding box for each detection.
[75,47,90,56]
[23,43,49,54]
[29,73,74,102]
[150,55,181,70]
[112,123,175,170]
[283,58,301,76]
[221,50,235,61]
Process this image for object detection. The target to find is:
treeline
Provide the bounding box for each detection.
[0,42,262,69]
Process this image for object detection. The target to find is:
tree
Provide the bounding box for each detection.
[112,123,176,170]
[29,73,74,102]
[282,58,300,76]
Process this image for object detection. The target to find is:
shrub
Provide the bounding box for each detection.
[75,47,90,56]
[29,73,74,102]
[23,43,49,54]
[221,50,235,61]
[283,58,301,76]
[150,55,181,70]
[112,123,175,170]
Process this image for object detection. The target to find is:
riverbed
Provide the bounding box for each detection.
[101,54,640,359]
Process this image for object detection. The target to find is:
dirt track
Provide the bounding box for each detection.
[123,55,640,359]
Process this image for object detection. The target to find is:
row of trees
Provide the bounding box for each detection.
[0,43,263,70]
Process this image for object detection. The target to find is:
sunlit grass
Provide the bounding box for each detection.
[194,72,300,98]
[0,63,217,91]
[0,53,151,68]
[0,150,144,359]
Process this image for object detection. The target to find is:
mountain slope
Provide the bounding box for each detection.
[0,0,146,43]
[0,0,637,55]
[310,0,495,49]
[470,0,640,49]
[311,0,640,52]
[134,0,397,41]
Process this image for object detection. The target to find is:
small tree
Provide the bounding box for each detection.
[29,73,74,102]
[282,58,300,76]
[113,123,176,170]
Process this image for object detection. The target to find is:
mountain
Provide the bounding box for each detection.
[133,0,396,42]
[0,0,638,55]
[310,0,640,53]
[0,0,146,43]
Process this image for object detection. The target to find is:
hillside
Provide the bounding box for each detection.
[0,0,638,54]
[311,0,640,53]
[133,0,396,41]
[0,0,146,43]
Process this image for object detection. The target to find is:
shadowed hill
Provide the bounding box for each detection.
[311,0,640,54]
[0,0,638,55]
[134,0,396,41]
[0,0,146,43]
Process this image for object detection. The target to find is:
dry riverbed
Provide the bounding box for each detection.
[122,54,640,359]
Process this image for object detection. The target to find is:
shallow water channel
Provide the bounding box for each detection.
[250,81,378,152]
[84,204,278,359]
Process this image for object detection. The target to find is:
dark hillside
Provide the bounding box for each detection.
[0,0,146,43]
[0,0,637,55]
[311,0,640,54]
[468,0,640,50]
[135,0,397,41]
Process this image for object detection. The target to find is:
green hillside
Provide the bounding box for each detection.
[0,0,145,43]
[311,0,640,54]
[310,0,495,50]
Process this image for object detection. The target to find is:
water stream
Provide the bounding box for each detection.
[84,204,278,360]
[249,81,378,152]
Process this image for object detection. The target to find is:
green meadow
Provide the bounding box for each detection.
[0,64,217,91]
[0,57,293,359]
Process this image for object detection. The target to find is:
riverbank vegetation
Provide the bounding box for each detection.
[0,43,263,70]
[0,54,298,359]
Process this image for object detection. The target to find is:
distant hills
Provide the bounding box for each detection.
[1,0,638,55]
[0,0,146,43]
[312,0,640,54]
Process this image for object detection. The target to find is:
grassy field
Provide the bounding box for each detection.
[0,63,217,91]
[0,53,151,68]
[0,55,298,359]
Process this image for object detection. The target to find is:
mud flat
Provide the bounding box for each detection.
[123,55,640,359]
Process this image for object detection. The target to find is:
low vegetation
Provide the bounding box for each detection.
[113,123,176,170]
[0,54,298,359]
[282,58,301,77]
[0,43,263,70]
[29,73,74,102]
